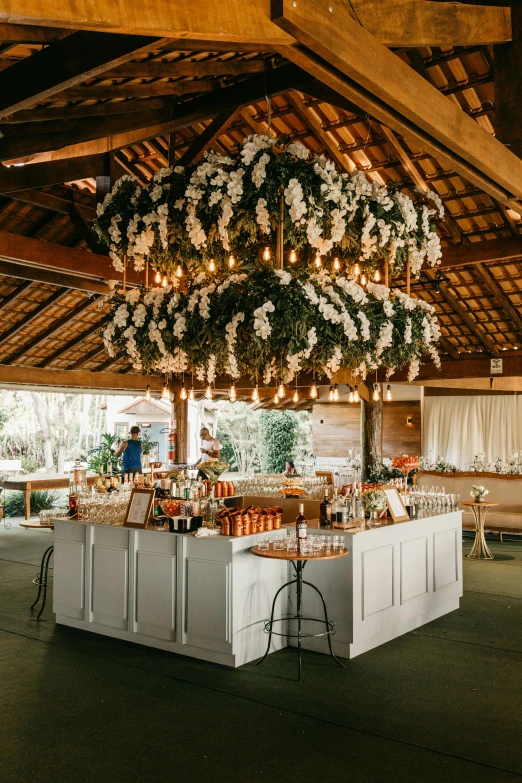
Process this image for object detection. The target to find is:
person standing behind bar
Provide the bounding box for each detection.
[197,427,220,479]
[114,426,143,480]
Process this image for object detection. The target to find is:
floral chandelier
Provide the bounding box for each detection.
[96,135,444,388]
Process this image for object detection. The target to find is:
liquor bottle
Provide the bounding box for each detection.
[296,503,307,545]
[68,493,78,518]
[319,490,332,528]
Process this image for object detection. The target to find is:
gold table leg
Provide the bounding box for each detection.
[467,505,494,560]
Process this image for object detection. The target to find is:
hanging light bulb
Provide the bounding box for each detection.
[161,379,170,402]
[386,384,392,402]
[293,388,299,403]
[205,385,213,400]
[154,270,161,284]
[310,382,318,399]
[333,257,340,271]
[263,246,271,262]
[353,263,360,277]
[228,254,235,269]
[180,382,187,401]
[145,384,151,401]
[162,274,168,288]
[289,249,297,264]
[374,269,381,282]
[176,265,183,278]
[354,385,360,403]
[328,385,334,402]
[333,384,339,402]
[373,383,380,401]
[273,390,279,404]
[277,382,285,398]
[360,272,367,286]
[314,252,322,268]
[252,383,259,403]
[229,382,236,401]
[188,386,195,401]
[208,258,216,273]
[348,386,354,404]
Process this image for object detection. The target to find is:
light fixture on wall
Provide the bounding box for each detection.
[406,416,413,426]
[386,384,392,402]
[353,385,360,403]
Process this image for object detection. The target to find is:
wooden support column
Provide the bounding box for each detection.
[173,393,188,464]
[360,395,383,481]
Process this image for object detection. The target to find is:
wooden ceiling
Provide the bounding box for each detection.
[0,0,521,392]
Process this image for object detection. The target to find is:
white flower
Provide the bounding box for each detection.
[132,303,147,328]
[274,269,291,285]
[286,141,310,160]
[252,152,270,188]
[324,346,343,378]
[125,288,141,304]
[253,300,275,339]
[404,318,412,344]
[407,359,420,382]
[284,178,307,223]
[255,197,271,234]
[358,311,371,341]
[113,304,129,328]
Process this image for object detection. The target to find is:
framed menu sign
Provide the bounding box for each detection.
[124,488,154,529]
[382,486,409,523]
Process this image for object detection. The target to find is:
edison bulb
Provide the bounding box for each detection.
[161,383,170,402]
[333,257,340,271]
[162,274,168,288]
[386,384,392,402]
[154,270,161,284]
[328,386,334,402]
[273,391,279,404]
[209,258,216,273]
[374,269,381,282]
[333,384,339,401]
[180,383,187,401]
[293,389,299,403]
[354,385,360,403]
[277,382,285,398]
[228,255,235,269]
[310,383,318,399]
[145,385,151,401]
[348,387,354,404]
[360,273,367,286]
[372,384,380,401]
[205,385,213,400]
[353,263,360,277]
[314,253,322,268]
[289,249,297,264]
[263,246,271,261]
[188,387,195,401]
[252,384,259,403]
[176,265,183,278]
[229,383,236,401]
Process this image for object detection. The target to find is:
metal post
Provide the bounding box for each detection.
[276,189,284,269]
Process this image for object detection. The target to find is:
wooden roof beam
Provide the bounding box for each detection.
[0,153,109,194]
[0,0,510,47]
[6,189,97,220]
[0,259,111,296]
[440,236,522,270]
[0,362,160,392]
[273,1,522,211]
[438,335,460,361]
[104,59,274,79]
[1,98,169,125]
[0,32,168,119]
[0,23,71,43]
[0,288,68,348]
[475,262,522,341]
[286,90,354,173]
[437,280,500,358]
[177,107,241,167]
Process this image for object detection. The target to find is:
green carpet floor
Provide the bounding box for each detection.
[1,521,521,782]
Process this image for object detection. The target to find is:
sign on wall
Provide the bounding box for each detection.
[490,358,503,375]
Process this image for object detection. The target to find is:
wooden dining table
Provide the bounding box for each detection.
[3,475,98,520]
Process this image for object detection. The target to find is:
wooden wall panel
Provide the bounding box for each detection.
[312,401,421,458]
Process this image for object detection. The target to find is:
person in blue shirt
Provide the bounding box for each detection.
[114,426,143,479]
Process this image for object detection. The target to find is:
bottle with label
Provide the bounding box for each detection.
[319,490,332,528]
[295,503,307,547]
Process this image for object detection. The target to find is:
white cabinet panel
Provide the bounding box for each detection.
[91,545,128,630]
[53,539,85,619]
[400,537,428,604]
[135,551,176,640]
[185,558,231,652]
[362,545,394,618]
[433,529,458,591]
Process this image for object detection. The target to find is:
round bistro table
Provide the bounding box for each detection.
[20,521,54,619]
[251,543,348,681]
[460,500,499,560]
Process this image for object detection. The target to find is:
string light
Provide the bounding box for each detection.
[263,246,271,262]
[354,385,360,403]
[188,386,195,401]
[205,385,213,400]
[228,255,235,269]
[328,385,334,402]
[353,263,360,277]
[252,383,259,403]
[208,258,216,273]
[180,382,187,401]
[161,379,170,402]
[333,257,340,271]
[176,265,183,278]
[145,384,151,401]
[310,382,318,399]
[154,270,161,284]
[229,382,236,401]
[372,383,380,401]
[273,390,279,404]
[348,386,354,403]
[277,381,285,398]
[314,253,322,268]
[333,384,339,402]
[386,384,392,402]
[162,274,168,288]
[360,272,367,286]
[289,249,297,264]
[293,387,299,403]
[374,269,381,282]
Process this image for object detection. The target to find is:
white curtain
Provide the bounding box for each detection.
[422,395,522,470]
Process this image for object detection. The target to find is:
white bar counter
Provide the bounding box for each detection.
[53,509,462,666]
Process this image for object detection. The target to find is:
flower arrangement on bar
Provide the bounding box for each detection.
[470,485,489,502]
[362,488,387,519]
[391,455,421,477]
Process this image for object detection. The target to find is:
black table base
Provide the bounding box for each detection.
[31,545,53,620]
[256,559,345,681]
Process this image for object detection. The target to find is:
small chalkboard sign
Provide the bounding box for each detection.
[123,488,154,529]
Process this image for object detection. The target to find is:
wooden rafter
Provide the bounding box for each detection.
[0,362,160,391]
[68,206,108,254]
[0,22,70,43]
[36,319,107,368]
[0,288,68,348]
[0,153,108,193]
[475,263,522,340]
[438,335,460,361]
[104,59,273,79]
[272,0,522,210]
[6,189,97,220]
[0,32,168,119]
[2,98,168,124]
[440,237,522,270]
[0,260,112,296]
[177,107,241,167]
[2,294,103,364]
[0,0,510,47]
[437,280,500,358]
[55,80,221,102]
[0,280,33,313]
[286,90,354,173]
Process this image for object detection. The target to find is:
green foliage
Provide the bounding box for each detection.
[139,433,155,456]
[21,456,42,473]
[88,432,122,474]
[215,401,259,475]
[258,411,298,474]
[3,489,65,517]
[215,426,235,468]
[367,462,404,484]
